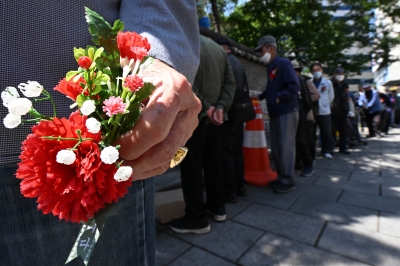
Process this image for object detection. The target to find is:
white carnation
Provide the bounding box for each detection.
[2,87,20,107]
[3,113,21,129]
[81,100,96,116]
[85,117,101,133]
[18,81,44,97]
[8,98,32,116]
[100,146,119,164]
[56,150,76,165]
[114,166,133,182]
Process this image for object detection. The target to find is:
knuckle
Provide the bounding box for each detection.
[158,141,177,164]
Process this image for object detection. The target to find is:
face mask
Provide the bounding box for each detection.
[336,75,345,81]
[260,52,271,64]
[313,71,322,79]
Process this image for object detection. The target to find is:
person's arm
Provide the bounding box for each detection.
[116,1,202,180]
[276,60,300,102]
[215,57,236,113]
[327,79,335,104]
[306,79,320,101]
[367,90,379,108]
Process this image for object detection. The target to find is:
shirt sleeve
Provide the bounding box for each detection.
[306,79,320,101]
[119,0,200,85]
[327,79,335,104]
[276,60,300,102]
[216,57,236,112]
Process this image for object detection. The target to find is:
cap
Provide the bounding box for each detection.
[362,83,371,89]
[334,67,345,74]
[214,37,231,48]
[291,60,301,69]
[254,35,276,52]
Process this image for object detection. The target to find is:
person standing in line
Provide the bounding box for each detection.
[358,83,382,138]
[292,61,320,176]
[1,1,201,265]
[254,36,300,193]
[310,63,335,159]
[330,67,351,154]
[170,35,236,234]
[215,37,249,203]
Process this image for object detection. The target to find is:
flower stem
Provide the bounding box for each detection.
[42,90,57,117]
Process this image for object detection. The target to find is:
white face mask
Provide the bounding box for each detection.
[313,71,322,79]
[260,52,271,65]
[335,75,345,81]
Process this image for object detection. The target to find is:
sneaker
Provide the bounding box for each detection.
[269,179,280,188]
[273,182,295,193]
[301,166,315,177]
[225,193,237,204]
[324,153,333,159]
[169,216,210,234]
[339,149,351,155]
[207,207,226,222]
[236,187,247,197]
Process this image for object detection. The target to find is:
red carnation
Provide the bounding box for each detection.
[124,75,144,92]
[117,32,150,61]
[16,111,132,223]
[54,77,87,101]
[78,56,92,69]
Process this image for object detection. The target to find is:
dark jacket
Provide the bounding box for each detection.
[258,56,300,118]
[331,79,349,117]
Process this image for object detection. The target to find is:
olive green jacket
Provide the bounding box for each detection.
[193,36,236,122]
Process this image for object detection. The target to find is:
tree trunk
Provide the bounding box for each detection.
[210,0,221,33]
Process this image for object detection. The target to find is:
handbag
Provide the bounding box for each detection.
[228,73,256,123]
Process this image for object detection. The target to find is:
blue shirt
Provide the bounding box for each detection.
[258,56,300,118]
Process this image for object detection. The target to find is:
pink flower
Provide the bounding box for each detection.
[124,75,144,92]
[102,96,126,117]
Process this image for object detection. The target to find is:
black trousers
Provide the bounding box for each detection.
[296,119,314,167]
[331,115,349,151]
[316,115,334,154]
[380,110,391,134]
[180,121,225,220]
[221,120,245,195]
[366,111,381,137]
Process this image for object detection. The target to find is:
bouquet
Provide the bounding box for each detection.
[2,7,156,265]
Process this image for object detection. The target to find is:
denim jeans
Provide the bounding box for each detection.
[0,163,155,266]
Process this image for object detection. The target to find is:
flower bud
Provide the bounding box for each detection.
[85,117,101,133]
[8,98,32,116]
[78,56,93,69]
[114,166,133,182]
[56,150,76,165]
[100,146,119,164]
[81,100,96,116]
[3,113,21,128]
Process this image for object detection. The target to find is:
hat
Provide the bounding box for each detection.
[214,37,231,48]
[362,83,371,89]
[291,60,302,69]
[254,35,276,52]
[334,67,345,74]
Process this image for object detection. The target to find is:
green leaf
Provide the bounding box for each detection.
[74,48,86,61]
[72,74,83,83]
[88,47,95,60]
[134,82,156,103]
[92,85,103,95]
[76,94,86,108]
[94,47,104,61]
[93,74,110,85]
[111,19,124,33]
[66,71,80,81]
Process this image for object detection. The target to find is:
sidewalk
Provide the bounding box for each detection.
[154,128,400,266]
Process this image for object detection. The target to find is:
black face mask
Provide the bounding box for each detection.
[365,90,373,100]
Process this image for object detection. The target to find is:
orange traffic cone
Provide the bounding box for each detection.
[243,98,277,186]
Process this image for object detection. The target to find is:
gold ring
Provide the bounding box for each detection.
[170,147,188,168]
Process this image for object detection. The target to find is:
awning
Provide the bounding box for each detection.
[382,79,400,87]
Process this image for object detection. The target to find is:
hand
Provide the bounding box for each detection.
[114,59,201,180]
[276,98,280,104]
[212,108,224,125]
[206,106,216,123]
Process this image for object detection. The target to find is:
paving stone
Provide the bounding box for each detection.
[339,190,400,214]
[327,163,356,173]
[239,231,368,266]
[294,173,321,184]
[233,203,324,245]
[350,173,400,186]
[381,168,400,179]
[318,223,400,265]
[156,233,191,266]
[170,220,263,262]
[225,199,251,219]
[314,175,379,195]
[168,247,235,266]
[319,170,351,179]
[382,186,400,199]
[289,196,378,231]
[241,185,299,210]
[291,182,342,202]
[379,212,400,238]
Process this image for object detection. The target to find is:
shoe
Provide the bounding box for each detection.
[225,193,237,204]
[269,179,281,188]
[236,187,247,197]
[169,216,210,234]
[273,182,295,193]
[324,153,333,159]
[339,149,351,155]
[366,134,375,138]
[207,207,226,222]
[312,160,316,166]
[301,166,315,177]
